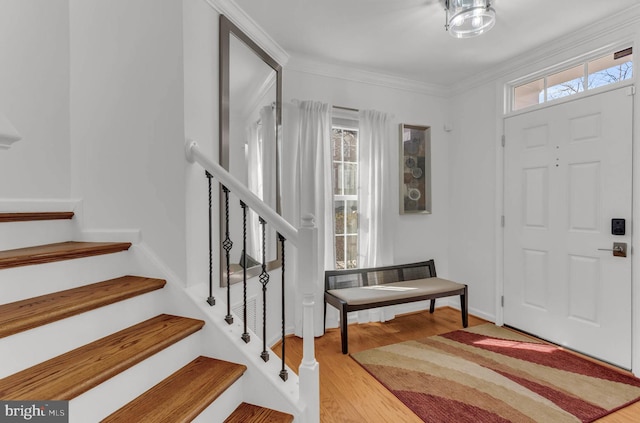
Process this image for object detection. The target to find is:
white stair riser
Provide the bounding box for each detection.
[0,290,166,378]
[193,377,244,423]
[0,219,78,251]
[71,331,205,423]
[0,212,300,421]
[0,251,134,304]
[184,283,301,418]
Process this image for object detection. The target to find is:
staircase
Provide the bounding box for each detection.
[0,211,294,422]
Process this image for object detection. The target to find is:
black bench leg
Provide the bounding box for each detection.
[461,286,468,328]
[340,305,348,354]
[324,300,327,333]
[429,299,436,313]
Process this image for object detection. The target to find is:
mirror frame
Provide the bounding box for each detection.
[219,15,283,286]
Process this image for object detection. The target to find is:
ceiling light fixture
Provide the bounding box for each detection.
[442,0,496,39]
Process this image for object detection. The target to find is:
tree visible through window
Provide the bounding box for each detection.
[513,48,633,111]
[331,125,358,269]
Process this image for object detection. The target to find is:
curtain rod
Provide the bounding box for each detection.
[333,105,359,112]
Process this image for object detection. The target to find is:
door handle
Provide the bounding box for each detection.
[598,242,627,257]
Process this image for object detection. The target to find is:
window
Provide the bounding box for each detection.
[546,65,585,101]
[331,124,358,269]
[512,48,633,111]
[588,49,633,89]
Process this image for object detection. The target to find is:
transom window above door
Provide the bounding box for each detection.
[512,47,633,112]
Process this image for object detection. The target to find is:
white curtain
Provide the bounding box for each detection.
[246,121,262,261]
[358,109,394,267]
[245,105,277,264]
[281,103,300,229]
[260,105,277,262]
[283,100,333,336]
[282,104,396,333]
[357,109,395,322]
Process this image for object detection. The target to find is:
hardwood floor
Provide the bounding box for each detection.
[276,307,640,422]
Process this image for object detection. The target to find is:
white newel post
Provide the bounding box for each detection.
[298,214,320,423]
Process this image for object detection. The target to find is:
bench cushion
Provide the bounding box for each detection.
[326,277,465,306]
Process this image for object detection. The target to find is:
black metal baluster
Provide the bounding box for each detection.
[240,201,250,343]
[205,171,215,306]
[222,186,234,324]
[279,233,288,381]
[259,217,270,362]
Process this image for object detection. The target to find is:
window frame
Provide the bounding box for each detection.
[507,45,634,115]
[331,120,360,270]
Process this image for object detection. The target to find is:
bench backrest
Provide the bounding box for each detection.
[325,260,437,291]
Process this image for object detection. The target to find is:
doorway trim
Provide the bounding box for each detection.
[497,80,638,373]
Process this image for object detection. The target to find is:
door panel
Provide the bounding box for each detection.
[567,254,599,323]
[523,167,548,228]
[568,162,600,230]
[522,249,548,309]
[504,87,633,369]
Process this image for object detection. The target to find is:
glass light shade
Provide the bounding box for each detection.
[446,0,495,38]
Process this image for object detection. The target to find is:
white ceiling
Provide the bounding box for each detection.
[234,0,640,87]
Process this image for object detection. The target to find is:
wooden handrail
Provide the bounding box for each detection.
[185,140,298,244]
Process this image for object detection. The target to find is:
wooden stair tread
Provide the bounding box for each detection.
[0,241,132,269]
[102,356,247,422]
[0,314,204,400]
[0,212,74,222]
[0,276,166,338]
[224,402,294,423]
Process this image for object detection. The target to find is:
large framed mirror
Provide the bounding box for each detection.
[219,15,282,286]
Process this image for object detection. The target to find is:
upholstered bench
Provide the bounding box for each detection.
[324,260,468,354]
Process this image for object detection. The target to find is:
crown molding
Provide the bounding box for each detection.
[287,55,451,98]
[204,0,289,67]
[206,0,449,97]
[205,1,639,100]
[450,4,640,96]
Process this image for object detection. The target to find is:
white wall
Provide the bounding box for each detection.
[6,0,637,359]
[69,0,187,280]
[448,82,498,321]
[0,0,189,281]
[330,9,640,329]
[447,10,640,334]
[284,69,453,275]
[183,0,219,292]
[0,0,71,199]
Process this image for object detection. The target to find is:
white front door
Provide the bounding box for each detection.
[504,87,633,369]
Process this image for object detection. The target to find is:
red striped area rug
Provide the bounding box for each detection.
[351,324,640,423]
